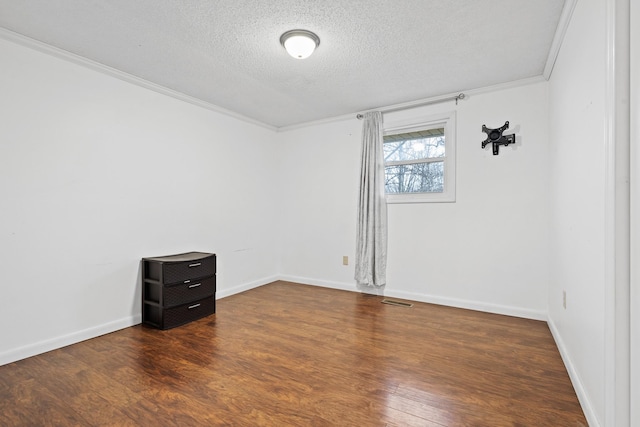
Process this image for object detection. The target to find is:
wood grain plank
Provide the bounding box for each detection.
[0,281,587,426]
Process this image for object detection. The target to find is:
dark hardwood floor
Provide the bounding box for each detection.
[0,281,587,426]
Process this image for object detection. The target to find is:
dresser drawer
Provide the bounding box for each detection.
[144,252,216,284]
[142,251,217,330]
[163,276,216,307]
[162,296,216,329]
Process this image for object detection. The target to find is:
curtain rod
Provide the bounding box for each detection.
[356,93,465,119]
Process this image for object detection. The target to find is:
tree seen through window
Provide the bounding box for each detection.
[383,129,445,194]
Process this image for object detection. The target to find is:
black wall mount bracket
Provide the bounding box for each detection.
[482,121,516,155]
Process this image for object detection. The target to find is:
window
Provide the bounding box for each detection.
[383,111,456,203]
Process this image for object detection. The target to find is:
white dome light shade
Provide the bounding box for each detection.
[280,30,320,59]
[284,36,315,59]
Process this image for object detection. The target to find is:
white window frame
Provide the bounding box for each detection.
[383,111,456,203]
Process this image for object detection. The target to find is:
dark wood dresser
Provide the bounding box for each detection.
[142,252,216,329]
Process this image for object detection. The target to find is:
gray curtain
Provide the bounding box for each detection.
[355,111,387,288]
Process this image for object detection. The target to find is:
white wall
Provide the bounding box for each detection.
[277,119,362,287]
[0,37,280,365]
[1,12,628,424]
[278,81,550,320]
[547,0,607,424]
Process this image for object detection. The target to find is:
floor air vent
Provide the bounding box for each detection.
[381,299,413,308]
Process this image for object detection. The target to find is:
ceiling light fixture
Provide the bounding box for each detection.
[280,29,320,59]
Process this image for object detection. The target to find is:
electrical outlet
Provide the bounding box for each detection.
[563,290,566,309]
[342,256,348,266]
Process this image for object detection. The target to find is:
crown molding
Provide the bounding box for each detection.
[0,27,277,132]
[543,0,578,80]
[278,75,546,133]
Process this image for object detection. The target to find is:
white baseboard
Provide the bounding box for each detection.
[547,317,600,427]
[0,314,141,367]
[0,275,279,367]
[278,274,355,292]
[383,288,547,321]
[277,275,546,321]
[0,274,548,366]
[216,275,279,299]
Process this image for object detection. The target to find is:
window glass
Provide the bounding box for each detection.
[383,129,445,162]
[383,128,446,194]
[384,162,444,193]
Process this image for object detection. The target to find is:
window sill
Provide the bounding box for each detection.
[386,192,456,204]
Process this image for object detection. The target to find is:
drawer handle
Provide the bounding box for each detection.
[188,283,201,288]
[188,263,201,268]
[188,303,201,309]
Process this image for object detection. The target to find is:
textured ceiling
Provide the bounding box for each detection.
[0,0,565,128]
